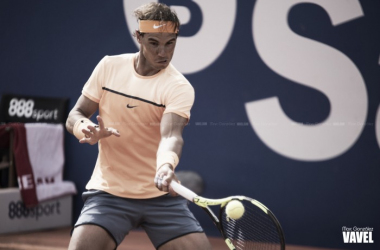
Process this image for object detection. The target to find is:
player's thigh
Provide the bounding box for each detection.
[158,232,212,250]
[68,224,116,250]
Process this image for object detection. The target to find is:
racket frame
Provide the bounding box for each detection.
[170,181,286,250]
[218,197,286,250]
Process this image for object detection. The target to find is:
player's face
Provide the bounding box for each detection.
[138,32,177,72]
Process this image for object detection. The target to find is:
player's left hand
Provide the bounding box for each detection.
[79,115,120,145]
[154,164,178,196]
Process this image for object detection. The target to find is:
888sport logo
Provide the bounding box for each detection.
[8,200,61,221]
[8,98,59,122]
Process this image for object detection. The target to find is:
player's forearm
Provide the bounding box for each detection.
[66,95,99,134]
[157,113,187,171]
[66,109,90,135]
[156,136,184,172]
[157,136,184,159]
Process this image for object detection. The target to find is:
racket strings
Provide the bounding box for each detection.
[221,199,283,250]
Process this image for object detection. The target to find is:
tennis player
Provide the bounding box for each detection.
[66,2,212,250]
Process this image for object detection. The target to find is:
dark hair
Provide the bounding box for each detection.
[134,2,180,36]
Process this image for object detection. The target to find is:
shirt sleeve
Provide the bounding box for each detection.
[82,56,107,103]
[163,82,195,121]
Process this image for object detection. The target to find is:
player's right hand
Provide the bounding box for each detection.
[154,164,180,196]
[79,115,120,145]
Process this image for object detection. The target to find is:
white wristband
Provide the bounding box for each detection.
[156,151,179,171]
[73,118,96,140]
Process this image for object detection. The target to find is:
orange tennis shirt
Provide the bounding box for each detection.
[81,53,195,199]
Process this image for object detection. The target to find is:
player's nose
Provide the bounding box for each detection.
[157,46,166,57]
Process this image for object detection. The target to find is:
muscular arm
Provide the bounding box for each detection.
[157,113,186,158]
[155,113,188,193]
[66,95,120,144]
[66,95,98,134]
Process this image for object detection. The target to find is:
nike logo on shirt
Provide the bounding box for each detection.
[127,104,137,108]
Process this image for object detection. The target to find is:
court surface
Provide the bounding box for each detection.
[0,227,346,250]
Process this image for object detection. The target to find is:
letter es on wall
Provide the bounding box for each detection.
[123,0,236,74]
[247,0,367,161]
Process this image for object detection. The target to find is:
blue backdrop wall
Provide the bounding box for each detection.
[1,0,379,249]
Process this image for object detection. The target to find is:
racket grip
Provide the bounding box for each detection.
[170,181,197,202]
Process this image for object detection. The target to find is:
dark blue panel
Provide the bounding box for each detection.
[0,0,379,249]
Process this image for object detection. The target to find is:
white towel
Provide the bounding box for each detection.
[25,123,76,202]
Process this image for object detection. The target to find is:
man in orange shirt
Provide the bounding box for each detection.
[66,2,211,250]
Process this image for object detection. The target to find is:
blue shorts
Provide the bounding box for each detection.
[73,190,204,249]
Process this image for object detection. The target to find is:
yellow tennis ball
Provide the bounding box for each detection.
[226,200,245,220]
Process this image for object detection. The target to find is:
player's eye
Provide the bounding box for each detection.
[167,40,176,45]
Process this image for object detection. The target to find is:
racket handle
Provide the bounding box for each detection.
[170,181,197,202]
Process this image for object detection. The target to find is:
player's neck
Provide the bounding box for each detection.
[134,53,161,76]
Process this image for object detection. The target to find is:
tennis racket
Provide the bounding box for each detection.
[170,181,285,250]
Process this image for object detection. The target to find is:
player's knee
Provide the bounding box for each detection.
[69,225,116,250]
[161,232,211,250]
[195,234,213,250]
